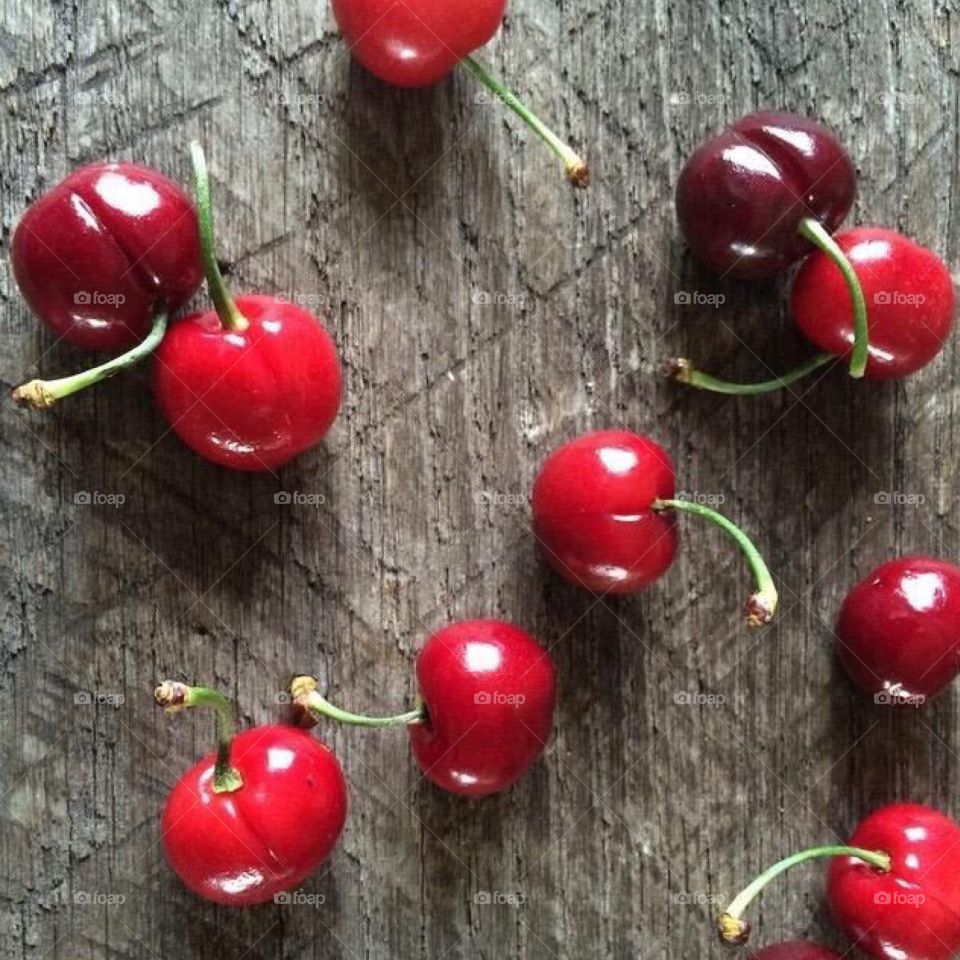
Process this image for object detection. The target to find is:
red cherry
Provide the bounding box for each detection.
[153,294,341,471]
[155,683,347,908]
[408,619,555,796]
[291,619,556,797]
[676,112,855,279]
[793,228,955,380]
[12,162,201,352]
[531,429,778,625]
[828,804,960,960]
[750,943,840,960]
[834,557,960,705]
[331,0,504,88]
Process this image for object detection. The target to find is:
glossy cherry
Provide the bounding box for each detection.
[750,944,840,960]
[12,162,201,353]
[718,803,960,960]
[530,430,778,625]
[291,618,556,797]
[793,228,955,380]
[676,112,855,279]
[152,144,341,471]
[669,227,955,394]
[156,682,347,907]
[834,557,960,705]
[330,0,588,185]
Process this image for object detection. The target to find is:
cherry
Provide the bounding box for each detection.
[330,0,588,186]
[834,557,960,706]
[717,803,960,960]
[291,618,556,797]
[152,144,341,471]
[11,162,203,409]
[530,430,778,626]
[155,681,347,907]
[793,228,955,380]
[668,227,955,394]
[676,112,855,279]
[750,944,840,960]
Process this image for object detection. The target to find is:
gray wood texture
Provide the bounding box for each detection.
[2,1,960,957]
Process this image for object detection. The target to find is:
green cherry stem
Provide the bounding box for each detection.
[651,499,778,627]
[665,352,836,396]
[189,141,248,333]
[798,217,869,378]
[154,680,243,793]
[290,675,425,729]
[717,845,893,945]
[12,311,168,409]
[459,56,589,188]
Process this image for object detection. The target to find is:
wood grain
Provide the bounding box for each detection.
[2,0,960,957]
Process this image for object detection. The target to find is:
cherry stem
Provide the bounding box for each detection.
[717,845,892,945]
[652,499,778,627]
[290,675,425,729]
[189,142,248,333]
[664,352,835,396]
[11,312,168,410]
[798,217,869,379]
[460,55,589,188]
[154,680,244,794]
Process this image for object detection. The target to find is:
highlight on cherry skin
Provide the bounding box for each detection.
[717,803,960,960]
[152,143,342,471]
[667,226,956,395]
[290,618,556,797]
[155,681,348,907]
[834,556,960,707]
[530,429,778,627]
[329,0,589,187]
[11,161,202,409]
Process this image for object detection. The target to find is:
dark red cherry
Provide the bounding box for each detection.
[835,556,960,705]
[676,112,855,278]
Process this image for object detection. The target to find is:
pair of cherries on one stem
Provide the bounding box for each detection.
[717,803,960,960]
[331,0,588,187]
[669,112,955,393]
[157,619,555,906]
[12,145,340,471]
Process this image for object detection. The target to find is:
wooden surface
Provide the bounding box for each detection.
[2,1,960,957]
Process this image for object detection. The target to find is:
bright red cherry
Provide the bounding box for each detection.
[12,162,201,352]
[828,805,960,960]
[152,143,341,471]
[531,430,777,625]
[156,682,347,907]
[793,228,955,380]
[330,0,588,185]
[750,943,841,960]
[676,112,856,279]
[718,804,960,960]
[834,557,960,706]
[291,618,556,797]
